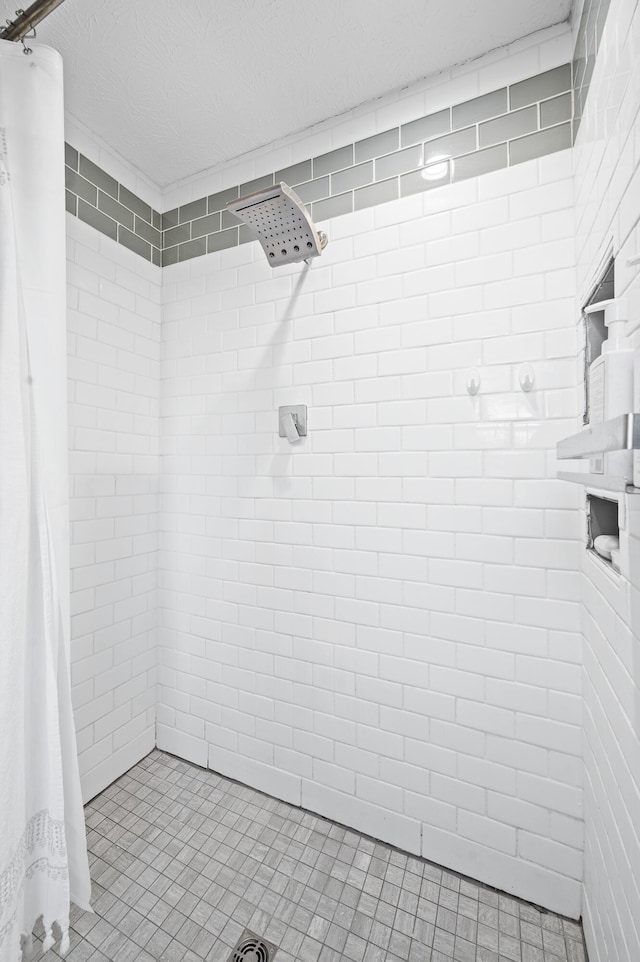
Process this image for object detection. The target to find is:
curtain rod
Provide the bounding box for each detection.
[0,0,66,42]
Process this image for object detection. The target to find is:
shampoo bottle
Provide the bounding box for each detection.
[601,300,634,481]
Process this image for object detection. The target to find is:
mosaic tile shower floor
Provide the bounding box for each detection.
[33,750,587,962]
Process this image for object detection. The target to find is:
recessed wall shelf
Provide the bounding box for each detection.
[557,413,640,458]
[556,471,638,493]
[557,413,640,492]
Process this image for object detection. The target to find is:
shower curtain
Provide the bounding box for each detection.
[0,40,91,960]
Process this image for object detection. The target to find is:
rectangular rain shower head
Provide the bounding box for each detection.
[226,182,328,268]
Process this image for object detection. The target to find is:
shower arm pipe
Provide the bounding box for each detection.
[0,0,66,41]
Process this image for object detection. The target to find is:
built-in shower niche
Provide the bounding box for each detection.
[582,258,615,428]
[586,491,621,573]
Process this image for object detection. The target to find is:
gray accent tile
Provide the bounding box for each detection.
[221,209,241,229]
[541,92,572,128]
[78,199,117,241]
[65,190,77,215]
[355,129,399,163]
[295,177,330,204]
[479,105,538,147]
[312,192,354,221]
[152,247,161,267]
[98,191,134,231]
[424,126,477,163]
[208,186,239,212]
[164,224,191,247]
[452,144,508,182]
[152,210,162,231]
[400,162,451,196]
[375,145,422,180]
[240,174,275,196]
[66,168,97,206]
[162,246,179,267]
[135,216,162,248]
[332,162,373,193]
[207,228,238,253]
[510,64,571,109]
[178,236,206,260]
[276,160,312,186]
[179,198,207,224]
[238,224,255,245]
[65,143,78,171]
[119,185,152,224]
[313,145,354,178]
[119,226,151,261]
[162,208,179,230]
[191,212,221,238]
[354,178,398,211]
[401,109,451,147]
[509,122,572,165]
[79,155,118,199]
[453,89,508,129]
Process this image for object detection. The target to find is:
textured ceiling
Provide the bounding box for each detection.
[21,0,571,187]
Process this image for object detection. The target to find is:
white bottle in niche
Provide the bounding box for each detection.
[634,350,640,487]
[601,301,634,481]
[588,353,605,474]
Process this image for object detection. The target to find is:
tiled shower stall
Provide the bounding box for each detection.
[60,0,640,960]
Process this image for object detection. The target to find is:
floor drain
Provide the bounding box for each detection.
[229,930,277,962]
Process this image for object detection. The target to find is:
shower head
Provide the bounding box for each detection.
[226,182,328,268]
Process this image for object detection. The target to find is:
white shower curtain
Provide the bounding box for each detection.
[0,40,91,960]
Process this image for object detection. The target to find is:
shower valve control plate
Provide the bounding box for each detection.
[278,404,307,438]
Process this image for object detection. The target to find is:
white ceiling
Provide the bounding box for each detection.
[25,0,572,188]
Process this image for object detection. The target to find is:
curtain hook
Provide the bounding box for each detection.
[10,10,36,54]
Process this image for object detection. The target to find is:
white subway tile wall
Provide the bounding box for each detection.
[574,0,640,958]
[67,214,162,801]
[58,12,640,957]
[159,148,583,919]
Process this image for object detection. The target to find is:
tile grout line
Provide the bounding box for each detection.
[35,749,588,962]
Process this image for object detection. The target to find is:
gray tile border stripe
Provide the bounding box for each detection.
[479,105,538,147]
[375,145,423,181]
[207,186,240,213]
[453,143,508,182]
[355,129,399,163]
[401,109,451,147]
[313,144,354,178]
[78,198,117,241]
[541,92,572,128]
[354,178,399,211]
[295,176,331,204]
[275,159,312,185]
[79,154,118,199]
[65,59,586,265]
[98,191,134,231]
[508,122,572,166]
[65,149,162,264]
[453,88,508,129]
[573,0,610,134]
[509,64,571,110]
[179,198,207,224]
[332,161,374,194]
